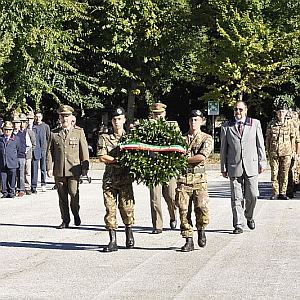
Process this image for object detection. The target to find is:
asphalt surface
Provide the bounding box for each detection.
[0,167,299,299]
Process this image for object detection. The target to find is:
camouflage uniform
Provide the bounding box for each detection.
[97,131,134,230]
[287,117,300,195]
[176,131,213,238]
[266,118,296,196]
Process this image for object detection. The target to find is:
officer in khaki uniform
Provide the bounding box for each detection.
[97,107,135,252]
[266,102,298,200]
[46,105,89,229]
[176,110,213,252]
[148,103,178,234]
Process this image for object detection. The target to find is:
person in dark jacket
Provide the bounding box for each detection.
[0,121,20,198]
[12,115,27,197]
[34,111,50,192]
[27,112,46,194]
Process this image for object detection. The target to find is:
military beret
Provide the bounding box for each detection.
[275,102,288,111]
[111,107,126,117]
[57,105,74,115]
[188,109,203,118]
[150,103,167,113]
[26,111,35,119]
[3,121,13,130]
[19,113,28,121]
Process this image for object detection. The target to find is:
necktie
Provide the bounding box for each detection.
[238,122,244,136]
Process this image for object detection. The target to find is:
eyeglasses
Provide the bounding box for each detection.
[234,108,244,112]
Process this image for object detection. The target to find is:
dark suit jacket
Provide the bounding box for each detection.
[32,125,46,160]
[0,134,20,169]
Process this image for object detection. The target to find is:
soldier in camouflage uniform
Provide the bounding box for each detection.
[287,108,300,197]
[97,107,135,252]
[176,109,213,252]
[148,103,178,234]
[266,102,298,200]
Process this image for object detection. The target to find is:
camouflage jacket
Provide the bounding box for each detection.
[178,130,213,185]
[266,118,297,157]
[97,130,132,183]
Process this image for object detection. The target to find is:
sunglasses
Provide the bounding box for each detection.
[234,108,244,112]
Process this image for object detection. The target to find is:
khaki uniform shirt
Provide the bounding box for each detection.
[97,131,132,184]
[178,130,213,184]
[47,127,89,177]
[266,119,297,157]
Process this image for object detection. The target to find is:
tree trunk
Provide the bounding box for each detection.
[127,82,137,130]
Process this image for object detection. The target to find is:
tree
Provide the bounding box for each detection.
[0,0,94,113]
[81,0,204,123]
[193,0,300,112]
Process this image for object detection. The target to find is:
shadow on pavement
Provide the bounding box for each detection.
[0,241,102,251]
[207,181,272,200]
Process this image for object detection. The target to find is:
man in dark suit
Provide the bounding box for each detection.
[34,111,51,192]
[220,101,266,234]
[27,112,46,194]
[46,105,89,229]
[0,121,20,198]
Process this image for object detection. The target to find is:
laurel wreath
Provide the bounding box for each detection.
[118,118,188,187]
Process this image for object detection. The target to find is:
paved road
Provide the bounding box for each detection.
[0,169,299,299]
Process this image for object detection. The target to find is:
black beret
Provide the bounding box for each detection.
[111,107,126,117]
[188,109,203,118]
[275,102,288,111]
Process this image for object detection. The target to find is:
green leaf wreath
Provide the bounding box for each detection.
[119,118,188,187]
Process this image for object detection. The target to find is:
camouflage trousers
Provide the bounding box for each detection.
[270,155,291,195]
[175,180,209,238]
[102,181,135,230]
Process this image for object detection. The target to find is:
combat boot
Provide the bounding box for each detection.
[125,226,135,249]
[103,230,118,252]
[198,230,206,248]
[181,237,194,252]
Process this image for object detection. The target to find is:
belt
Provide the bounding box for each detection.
[184,166,205,174]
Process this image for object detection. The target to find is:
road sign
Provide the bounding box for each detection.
[208,101,219,116]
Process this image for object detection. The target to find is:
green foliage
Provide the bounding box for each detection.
[0,0,100,111]
[194,0,300,108]
[119,118,188,187]
[83,0,202,107]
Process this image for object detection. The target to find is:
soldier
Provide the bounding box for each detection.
[148,102,178,234]
[176,110,213,252]
[97,107,135,252]
[46,105,89,229]
[266,102,298,200]
[287,108,300,198]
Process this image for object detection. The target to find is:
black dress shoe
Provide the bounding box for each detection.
[247,219,255,230]
[74,215,81,226]
[1,194,8,198]
[151,229,162,234]
[170,219,177,230]
[57,222,69,229]
[269,195,276,200]
[233,227,243,234]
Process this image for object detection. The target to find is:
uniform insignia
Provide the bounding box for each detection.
[117,108,123,115]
